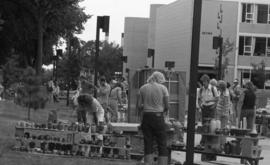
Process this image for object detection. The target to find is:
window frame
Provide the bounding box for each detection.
[239,36,253,56]
[242,3,270,24]
[242,3,255,23]
[239,36,270,57]
[267,38,270,57]
[268,5,270,23]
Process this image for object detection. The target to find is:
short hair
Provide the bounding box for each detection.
[100,76,106,82]
[217,80,227,91]
[210,79,217,86]
[200,74,210,82]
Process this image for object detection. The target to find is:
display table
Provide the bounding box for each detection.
[168,146,263,165]
[168,132,264,165]
[256,112,270,137]
[194,160,245,165]
[14,122,134,160]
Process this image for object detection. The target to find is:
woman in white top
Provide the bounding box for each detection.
[108,80,122,122]
[77,80,105,125]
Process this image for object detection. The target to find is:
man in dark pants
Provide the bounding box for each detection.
[198,74,218,161]
[137,71,169,165]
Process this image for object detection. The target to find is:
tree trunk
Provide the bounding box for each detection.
[66,82,70,106]
[36,16,43,75]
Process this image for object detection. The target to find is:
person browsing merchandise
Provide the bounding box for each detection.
[137,71,169,165]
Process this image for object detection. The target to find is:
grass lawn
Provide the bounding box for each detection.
[0,100,138,165]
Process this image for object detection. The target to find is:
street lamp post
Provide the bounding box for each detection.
[94,16,110,98]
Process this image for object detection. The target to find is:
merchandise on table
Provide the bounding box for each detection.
[14,121,132,160]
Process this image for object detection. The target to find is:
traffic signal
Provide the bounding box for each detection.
[165,61,175,69]
[213,36,223,49]
[98,16,110,35]
[121,56,127,63]
[56,49,63,57]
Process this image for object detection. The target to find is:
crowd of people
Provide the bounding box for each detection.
[42,72,258,165]
[135,71,258,165]
[197,74,257,131]
[69,76,128,126]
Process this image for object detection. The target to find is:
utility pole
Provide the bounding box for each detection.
[54,49,62,82]
[185,0,202,164]
[94,17,101,98]
[94,16,110,98]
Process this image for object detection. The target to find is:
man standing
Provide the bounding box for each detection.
[198,75,218,145]
[198,75,218,125]
[198,74,219,161]
[230,79,241,125]
[137,71,169,165]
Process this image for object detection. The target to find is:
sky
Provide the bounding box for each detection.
[76,0,177,45]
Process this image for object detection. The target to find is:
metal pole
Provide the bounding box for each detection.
[152,55,155,68]
[94,16,101,98]
[53,59,56,81]
[218,37,223,80]
[185,0,202,164]
[66,35,71,106]
[55,56,58,82]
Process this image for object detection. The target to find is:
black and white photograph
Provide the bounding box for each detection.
[0,0,270,165]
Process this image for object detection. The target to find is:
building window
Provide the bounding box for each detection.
[239,36,252,56]
[268,5,270,23]
[241,69,251,86]
[267,38,270,56]
[257,5,268,23]
[242,3,255,23]
[239,36,270,56]
[254,37,266,56]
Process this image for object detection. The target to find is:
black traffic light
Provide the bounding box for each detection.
[98,16,110,35]
[148,49,155,57]
[165,61,175,69]
[56,49,63,57]
[121,56,127,63]
[213,36,223,49]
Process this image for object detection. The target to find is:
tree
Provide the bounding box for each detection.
[2,55,23,89]
[80,41,123,78]
[57,35,82,105]
[251,60,266,89]
[214,38,235,80]
[0,0,90,73]
[16,67,48,120]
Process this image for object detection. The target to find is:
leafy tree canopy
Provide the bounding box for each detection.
[0,0,90,71]
[80,41,123,79]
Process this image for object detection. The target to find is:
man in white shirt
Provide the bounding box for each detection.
[198,74,218,146]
